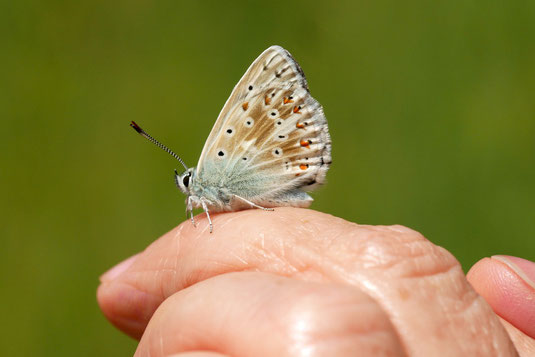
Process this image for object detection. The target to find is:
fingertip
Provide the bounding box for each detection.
[468,256,535,339]
[100,254,139,283]
[492,255,535,290]
[466,257,494,287]
[97,280,154,340]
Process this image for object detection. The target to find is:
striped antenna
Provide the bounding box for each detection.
[130,121,188,171]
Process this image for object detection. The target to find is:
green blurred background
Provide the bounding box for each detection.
[1,0,534,355]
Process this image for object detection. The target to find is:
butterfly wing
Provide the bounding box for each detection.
[195,46,331,209]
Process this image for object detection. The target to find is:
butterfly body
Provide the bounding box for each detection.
[179,162,315,212]
[133,46,331,232]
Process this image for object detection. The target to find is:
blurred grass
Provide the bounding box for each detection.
[1,0,534,355]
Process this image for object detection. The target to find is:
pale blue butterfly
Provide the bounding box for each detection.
[131,46,331,232]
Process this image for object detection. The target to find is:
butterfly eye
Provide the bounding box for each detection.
[182,173,190,187]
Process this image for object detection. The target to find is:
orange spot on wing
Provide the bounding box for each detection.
[299,164,308,170]
[296,122,305,129]
[283,97,294,104]
[265,96,271,105]
[300,140,310,148]
[293,106,301,114]
[242,102,249,111]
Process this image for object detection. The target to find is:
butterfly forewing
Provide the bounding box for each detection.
[196,46,331,208]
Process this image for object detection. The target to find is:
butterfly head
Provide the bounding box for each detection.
[175,167,196,195]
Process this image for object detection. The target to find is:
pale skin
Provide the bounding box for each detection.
[97,208,535,356]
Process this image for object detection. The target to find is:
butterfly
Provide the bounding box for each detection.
[130,45,331,232]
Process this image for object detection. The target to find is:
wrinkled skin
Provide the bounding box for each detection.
[97,208,535,356]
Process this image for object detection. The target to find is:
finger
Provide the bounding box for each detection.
[98,208,515,355]
[135,272,404,357]
[499,318,535,357]
[167,353,228,357]
[467,256,535,339]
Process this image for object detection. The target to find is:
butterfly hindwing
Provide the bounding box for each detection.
[195,46,331,208]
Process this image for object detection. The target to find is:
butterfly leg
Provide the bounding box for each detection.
[200,198,213,233]
[189,209,196,226]
[186,196,196,227]
[233,194,274,211]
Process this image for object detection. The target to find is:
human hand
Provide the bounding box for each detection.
[97,208,535,356]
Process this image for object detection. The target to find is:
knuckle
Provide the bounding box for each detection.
[347,224,461,280]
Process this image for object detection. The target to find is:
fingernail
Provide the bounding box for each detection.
[492,255,535,290]
[100,254,139,283]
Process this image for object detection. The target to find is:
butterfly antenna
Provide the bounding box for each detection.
[130,121,188,171]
